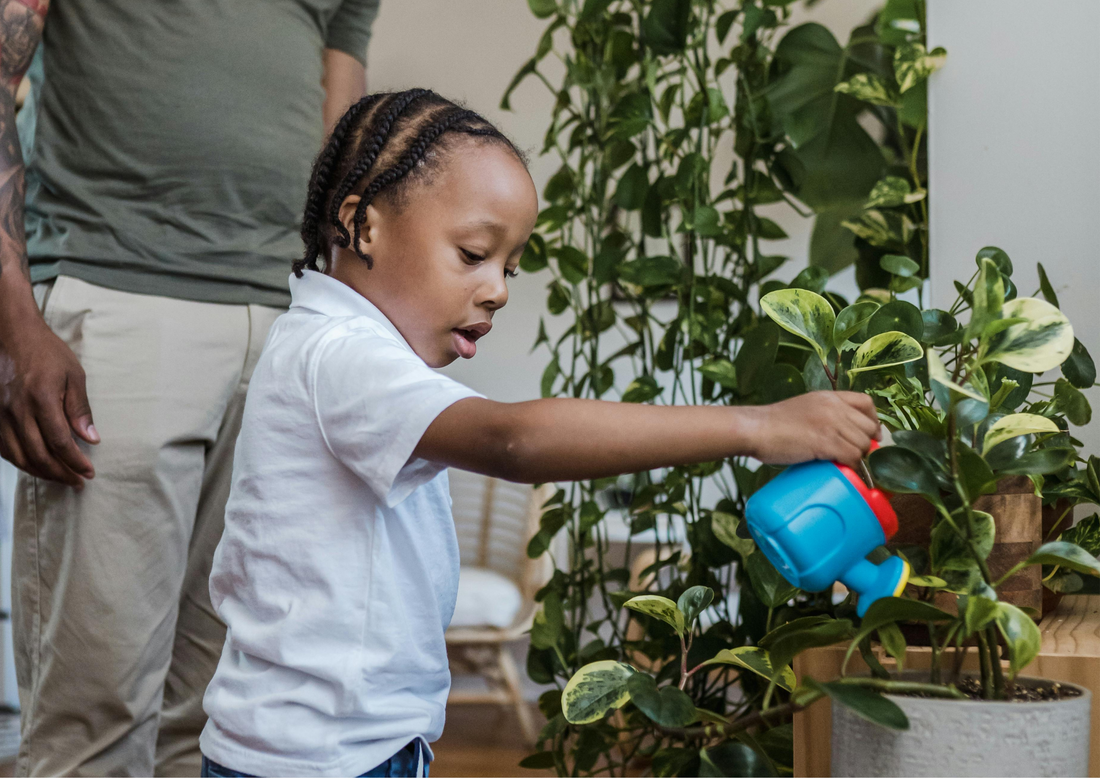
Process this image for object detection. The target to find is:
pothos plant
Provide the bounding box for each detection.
[504,0,886,775]
[766,0,946,294]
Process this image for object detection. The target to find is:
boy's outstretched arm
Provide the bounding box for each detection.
[415,391,880,484]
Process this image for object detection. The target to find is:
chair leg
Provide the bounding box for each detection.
[498,645,538,745]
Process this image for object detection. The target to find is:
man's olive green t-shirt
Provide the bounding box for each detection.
[18,0,380,307]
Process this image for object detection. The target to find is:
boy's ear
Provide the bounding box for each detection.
[337,195,376,251]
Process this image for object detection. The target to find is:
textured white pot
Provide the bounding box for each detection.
[830,673,1091,777]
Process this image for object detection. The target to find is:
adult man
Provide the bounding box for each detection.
[0,0,380,774]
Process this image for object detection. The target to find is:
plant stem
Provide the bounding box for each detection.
[976,629,993,699]
[986,624,1006,699]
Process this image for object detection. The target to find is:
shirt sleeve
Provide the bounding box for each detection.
[324,0,382,66]
[312,330,482,507]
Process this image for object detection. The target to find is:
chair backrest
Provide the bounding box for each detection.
[448,469,554,601]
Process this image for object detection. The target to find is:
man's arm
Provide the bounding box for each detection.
[0,0,98,487]
[321,48,366,135]
[415,391,881,485]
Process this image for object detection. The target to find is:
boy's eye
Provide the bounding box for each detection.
[460,248,485,263]
[505,268,519,279]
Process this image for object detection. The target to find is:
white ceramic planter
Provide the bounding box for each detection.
[831,673,1091,777]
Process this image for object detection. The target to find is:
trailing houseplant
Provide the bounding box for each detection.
[766,0,944,294]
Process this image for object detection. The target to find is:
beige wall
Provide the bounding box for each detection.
[365,0,881,401]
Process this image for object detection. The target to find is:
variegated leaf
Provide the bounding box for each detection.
[561,661,635,724]
[986,297,1075,373]
[982,413,1061,455]
[761,288,836,362]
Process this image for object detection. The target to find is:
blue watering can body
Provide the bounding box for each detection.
[745,453,908,617]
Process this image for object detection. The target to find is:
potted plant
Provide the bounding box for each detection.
[755,247,1097,776]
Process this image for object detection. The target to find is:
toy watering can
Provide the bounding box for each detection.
[745,441,908,617]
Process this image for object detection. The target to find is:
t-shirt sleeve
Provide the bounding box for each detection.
[312,330,482,507]
[325,0,382,66]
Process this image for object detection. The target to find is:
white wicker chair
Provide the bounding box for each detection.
[445,470,554,744]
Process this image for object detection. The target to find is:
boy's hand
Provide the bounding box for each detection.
[749,391,880,468]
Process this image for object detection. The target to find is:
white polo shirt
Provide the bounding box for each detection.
[200,270,482,777]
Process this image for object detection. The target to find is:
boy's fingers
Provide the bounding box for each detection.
[838,391,877,419]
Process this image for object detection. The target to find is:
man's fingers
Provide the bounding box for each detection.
[19,415,85,487]
[35,397,94,480]
[63,373,99,444]
[0,420,29,473]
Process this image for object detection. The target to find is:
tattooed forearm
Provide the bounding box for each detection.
[0,0,47,283]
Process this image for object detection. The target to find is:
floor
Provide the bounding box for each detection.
[0,703,547,777]
[433,702,547,777]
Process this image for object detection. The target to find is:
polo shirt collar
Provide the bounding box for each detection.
[288,270,412,349]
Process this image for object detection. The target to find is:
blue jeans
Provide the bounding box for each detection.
[201,740,429,777]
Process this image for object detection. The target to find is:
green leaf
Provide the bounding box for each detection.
[627,673,696,728]
[642,0,692,55]
[699,742,777,778]
[926,347,985,403]
[877,622,907,669]
[768,618,853,672]
[531,592,564,649]
[894,42,947,93]
[868,446,941,500]
[554,246,589,285]
[624,594,685,635]
[976,246,1013,276]
[969,257,1005,339]
[698,647,797,692]
[1062,338,1096,389]
[768,24,885,210]
[736,321,779,395]
[996,602,1042,677]
[804,678,909,730]
[1054,378,1093,426]
[614,163,649,211]
[677,586,714,628]
[981,413,1060,455]
[699,359,738,389]
[834,73,898,107]
[880,253,921,277]
[834,301,880,345]
[561,660,634,724]
[849,331,923,376]
[618,255,683,288]
[540,356,560,398]
[997,447,1077,476]
[527,0,558,18]
[809,206,860,275]
[745,551,798,609]
[844,597,954,672]
[760,288,836,362]
[547,281,571,314]
[761,363,805,400]
[1037,262,1059,308]
[921,309,959,346]
[621,375,662,404]
[964,595,999,636]
[790,266,828,294]
[866,178,925,210]
[986,297,1075,373]
[868,301,923,341]
[520,234,548,273]
[501,58,538,112]
[1025,541,1100,577]
[693,205,723,237]
[711,511,756,558]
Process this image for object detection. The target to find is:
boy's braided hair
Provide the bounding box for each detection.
[295,89,527,276]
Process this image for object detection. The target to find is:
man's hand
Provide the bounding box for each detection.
[0,314,97,487]
[750,391,881,468]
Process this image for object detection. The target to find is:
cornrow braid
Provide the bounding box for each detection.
[350,108,479,268]
[327,89,431,250]
[295,88,527,277]
[295,93,386,277]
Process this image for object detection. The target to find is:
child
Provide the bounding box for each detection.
[198,89,880,778]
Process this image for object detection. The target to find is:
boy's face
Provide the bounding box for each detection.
[332,140,538,368]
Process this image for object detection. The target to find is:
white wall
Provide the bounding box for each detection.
[927,0,1100,465]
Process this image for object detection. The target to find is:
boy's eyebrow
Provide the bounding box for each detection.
[461,218,508,235]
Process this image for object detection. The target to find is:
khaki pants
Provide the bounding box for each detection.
[12,276,282,776]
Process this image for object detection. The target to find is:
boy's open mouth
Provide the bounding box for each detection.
[452,322,491,359]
